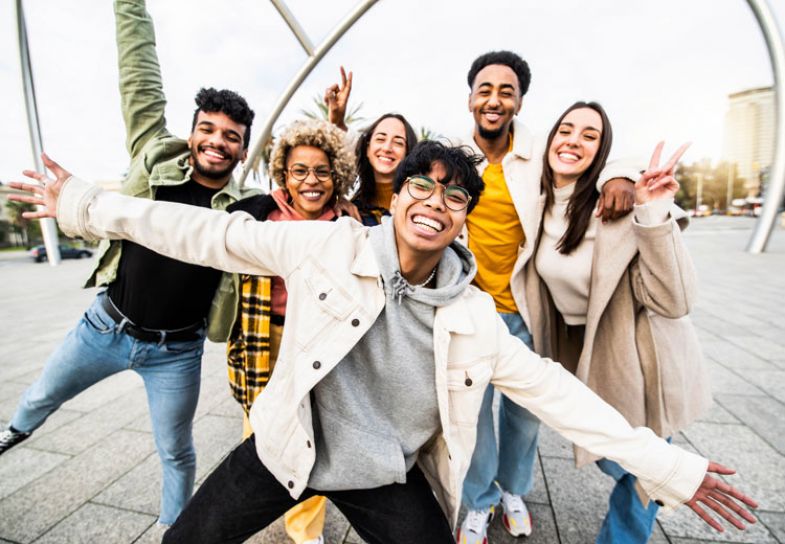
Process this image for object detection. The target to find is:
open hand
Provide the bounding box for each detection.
[686,461,758,532]
[635,141,689,205]
[7,153,71,219]
[324,66,353,131]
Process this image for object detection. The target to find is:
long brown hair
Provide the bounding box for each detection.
[541,101,613,254]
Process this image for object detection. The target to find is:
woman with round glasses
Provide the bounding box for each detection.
[523,102,710,543]
[211,119,355,544]
[324,68,419,225]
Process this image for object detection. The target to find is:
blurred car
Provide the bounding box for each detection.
[30,244,93,263]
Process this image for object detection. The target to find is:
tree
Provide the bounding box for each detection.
[4,199,42,248]
[675,161,745,212]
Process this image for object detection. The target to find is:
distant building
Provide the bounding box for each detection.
[722,86,775,196]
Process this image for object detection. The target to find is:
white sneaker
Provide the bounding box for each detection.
[302,536,324,544]
[501,491,532,537]
[456,506,494,544]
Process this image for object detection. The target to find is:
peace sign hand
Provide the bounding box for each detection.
[7,153,72,220]
[324,66,353,131]
[635,141,689,205]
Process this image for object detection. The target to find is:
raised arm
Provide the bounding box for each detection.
[9,155,320,279]
[629,142,696,317]
[489,315,757,531]
[115,0,169,158]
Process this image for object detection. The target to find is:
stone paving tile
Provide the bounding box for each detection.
[537,425,574,460]
[25,387,150,456]
[0,428,155,543]
[34,503,156,544]
[716,395,785,456]
[706,361,766,396]
[681,422,785,512]
[59,371,143,413]
[209,394,245,419]
[131,522,168,544]
[740,370,785,405]
[0,446,69,501]
[659,504,777,543]
[726,336,785,361]
[0,405,84,439]
[758,512,785,544]
[702,340,778,371]
[487,502,559,543]
[0,381,27,404]
[697,400,742,425]
[540,456,615,544]
[93,446,159,517]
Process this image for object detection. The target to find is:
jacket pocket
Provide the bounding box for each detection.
[446,361,493,426]
[294,259,356,350]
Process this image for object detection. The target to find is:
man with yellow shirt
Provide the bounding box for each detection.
[456,51,639,544]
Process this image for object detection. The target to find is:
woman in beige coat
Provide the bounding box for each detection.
[523,101,712,544]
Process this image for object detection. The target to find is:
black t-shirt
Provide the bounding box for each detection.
[107,180,223,329]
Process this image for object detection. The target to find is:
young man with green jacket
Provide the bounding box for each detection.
[0,0,255,526]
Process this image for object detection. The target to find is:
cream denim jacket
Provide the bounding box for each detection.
[58,177,708,528]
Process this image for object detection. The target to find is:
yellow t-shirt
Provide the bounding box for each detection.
[466,156,525,314]
[373,182,394,211]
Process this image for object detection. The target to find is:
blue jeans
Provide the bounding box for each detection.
[11,293,204,525]
[461,312,540,510]
[595,446,668,543]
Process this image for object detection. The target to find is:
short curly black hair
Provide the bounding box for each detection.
[393,140,485,214]
[467,51,531,97]
[191,88,255,148]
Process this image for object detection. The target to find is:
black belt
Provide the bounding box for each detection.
[270,314,285,326]
[100,295,204,343]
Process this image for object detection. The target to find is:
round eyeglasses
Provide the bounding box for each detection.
[287,165,333,182]
[404,175,472,211]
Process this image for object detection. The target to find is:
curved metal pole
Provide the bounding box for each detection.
[16,0,61,265]
[239,0,379,186]
[746,0,785,253]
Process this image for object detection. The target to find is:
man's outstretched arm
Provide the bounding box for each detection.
[115,0,169,159]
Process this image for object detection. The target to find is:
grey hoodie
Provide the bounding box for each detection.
[308,217,477,491]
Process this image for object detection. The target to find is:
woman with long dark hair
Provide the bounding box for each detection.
[524,101,711,543]
[324,68,418,225]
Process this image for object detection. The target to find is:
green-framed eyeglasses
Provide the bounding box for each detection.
[404,175,472,211]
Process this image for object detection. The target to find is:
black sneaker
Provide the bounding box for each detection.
[0,427,31,455]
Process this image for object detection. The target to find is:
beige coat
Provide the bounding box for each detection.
[58,176,710,527]
[524,203,712,467]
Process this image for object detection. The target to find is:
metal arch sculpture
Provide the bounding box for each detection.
[744,0,785,253]
[15,0,785,252]
[238,0,380,187]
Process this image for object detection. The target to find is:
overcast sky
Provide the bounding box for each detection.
[2,0,784,184]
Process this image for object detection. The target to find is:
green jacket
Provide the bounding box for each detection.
[87,0,256,341]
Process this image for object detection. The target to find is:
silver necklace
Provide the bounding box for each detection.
[410,265,438,288]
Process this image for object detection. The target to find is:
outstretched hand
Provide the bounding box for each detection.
[686,461,758,532]
[7,153,71,220]
[324,66,353,131]
[635,141,689,205]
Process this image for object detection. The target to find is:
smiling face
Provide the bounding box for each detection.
[390,161,467,258]
[367,117,408,180]
[547,107,604,186]
[469,64,522,141]
[187,111,248,184]
[285,145,335,219]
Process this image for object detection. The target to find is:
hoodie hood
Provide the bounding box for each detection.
[369,216,476,307]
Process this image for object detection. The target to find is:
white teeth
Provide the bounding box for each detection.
[302,191,322,198]
[377,156,394,163]
[413,215,444,232]
[558,152,580,161]
[204,149,226,159]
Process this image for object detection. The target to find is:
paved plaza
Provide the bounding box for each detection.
[0,216,783,544]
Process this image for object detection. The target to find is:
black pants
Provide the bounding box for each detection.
[163,436,455,543]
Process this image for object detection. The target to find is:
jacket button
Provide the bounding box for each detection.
[288,480,294,489]
[654,499,664,507]
[465,378,473,387]
[306,440,312,448]
[313,361,321,369]
[351,318,360,327]
[318,292,327,301]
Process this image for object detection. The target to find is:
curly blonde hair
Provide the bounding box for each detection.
[269,119,356,200]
